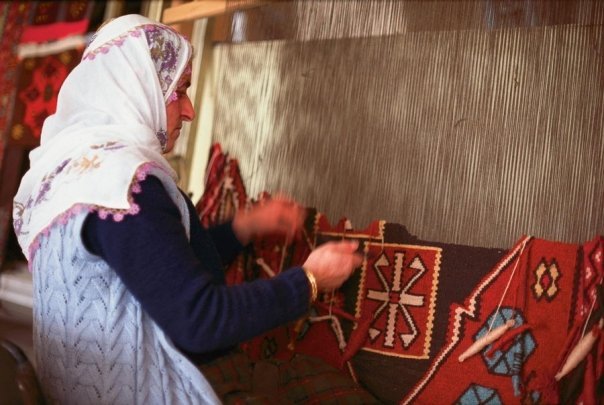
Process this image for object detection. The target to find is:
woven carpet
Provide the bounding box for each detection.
[197,144,603,404]
[0,2,30,170]
[8,47,82,148]
[20,0,91,44]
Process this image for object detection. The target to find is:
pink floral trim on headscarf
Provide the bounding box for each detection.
[81,21,192,150]
[82,23,191,104]
[83,27,142,60]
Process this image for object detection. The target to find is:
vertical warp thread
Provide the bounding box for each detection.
[212,0,604,248]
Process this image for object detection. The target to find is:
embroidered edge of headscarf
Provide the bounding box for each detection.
[83,22,192,104]
[20,162,165,266]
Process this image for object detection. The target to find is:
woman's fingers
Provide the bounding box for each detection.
[303,240,363,290]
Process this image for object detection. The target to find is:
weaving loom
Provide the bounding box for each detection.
[177,0,604,249]
[169,0,604,403]
[198,143,602,404]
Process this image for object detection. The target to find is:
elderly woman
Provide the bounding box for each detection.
[13,14,374,404]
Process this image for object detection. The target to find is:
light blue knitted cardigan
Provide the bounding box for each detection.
[31,175,220,404]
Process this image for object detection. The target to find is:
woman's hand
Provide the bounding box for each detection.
[303,240,362,291]
[232,195,305,245]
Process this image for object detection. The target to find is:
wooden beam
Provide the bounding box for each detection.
[162,0,268,25]
[166,0,195,39]
[186,18,216,201]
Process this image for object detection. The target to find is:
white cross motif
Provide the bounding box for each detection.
[367,251,426,348]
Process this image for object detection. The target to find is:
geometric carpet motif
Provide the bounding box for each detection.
[402,237,582,404]
[357,241,441,359]
[531,259,560,302]
[9,47,82,147]
[476,308,536,396]
[455,384,502,405]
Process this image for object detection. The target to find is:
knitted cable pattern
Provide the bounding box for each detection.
[32,212,219,404]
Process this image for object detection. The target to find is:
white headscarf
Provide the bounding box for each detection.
[13,14,192,261]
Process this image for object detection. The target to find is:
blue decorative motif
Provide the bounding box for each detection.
[476,307,536,396]
[456,384,502,405]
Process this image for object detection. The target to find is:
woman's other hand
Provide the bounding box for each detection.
[232,195,305,245]
[303,240,362,291]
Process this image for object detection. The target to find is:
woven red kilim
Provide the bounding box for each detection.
[356,241,441,359]
[563,236,604,404]
[309,215,388,367]
[197,144,603,403]
[293,306,349,370]
[196,153,366,368]
[197,143,248,229]
[402,237,584,404]
[238,208,322,362]
[197,143,227,227]
[20,1,91,44]
[196,147,502,402]
[9,47,83,147]
[0,2,30,170]
[195,144,250,285]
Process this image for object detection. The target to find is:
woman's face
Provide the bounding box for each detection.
[164,66,195,153]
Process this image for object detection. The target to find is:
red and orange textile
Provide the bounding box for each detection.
[401,237,577,404]
[314,221,506,402]
[197,143,604,404]
[197,143,248,230]
[20,1,92,44]
[0,2,31,169]
[8,47,83,147]
[0,2,31,268]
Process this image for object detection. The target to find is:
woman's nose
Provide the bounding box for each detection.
[182,95,195,122]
